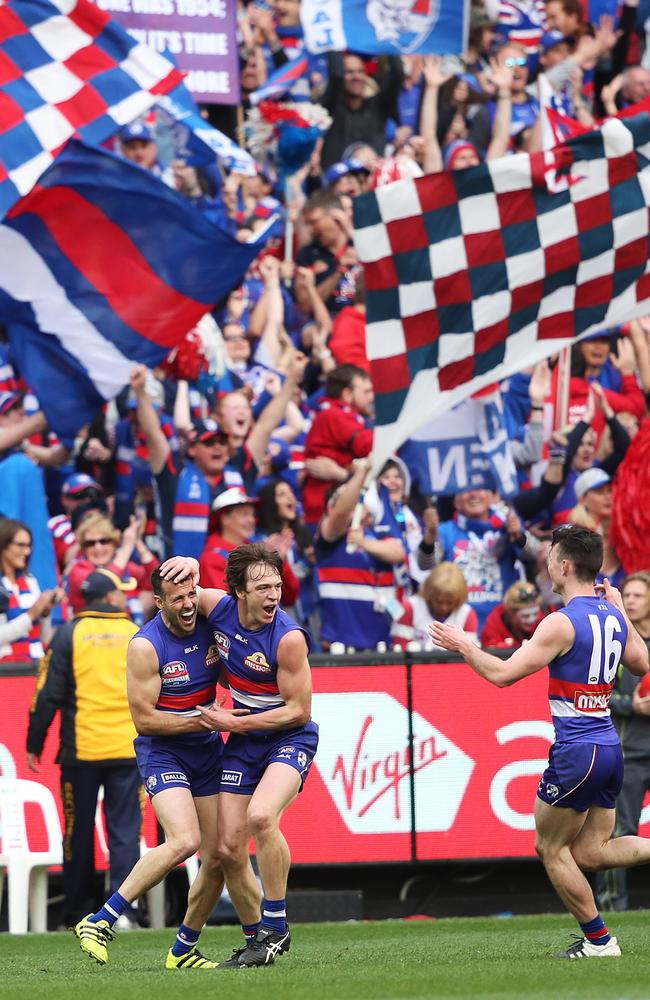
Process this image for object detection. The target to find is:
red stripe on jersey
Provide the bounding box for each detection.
[226,671,280,696]
[157,684,215,710]
[317,567,395,586]
[548,679,613,699]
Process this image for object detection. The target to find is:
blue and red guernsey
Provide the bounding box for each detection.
[208,595,309,714]
[135,612,220,723]
[549,596,628,745]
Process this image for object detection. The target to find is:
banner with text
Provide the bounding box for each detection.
[95,0,240,105]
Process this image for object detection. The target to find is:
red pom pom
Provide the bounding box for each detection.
[161,331,207,383]
[610,417,650,572]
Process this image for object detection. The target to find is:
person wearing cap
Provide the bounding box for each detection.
[129,366,244,562]
[119,121,159,172]
[26,568,142,930]
[480,580,547,648]
[48,473,104,573]
[322,159,370,198]
[199,488,299,605]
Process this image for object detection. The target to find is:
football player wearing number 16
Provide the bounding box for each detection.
[430,524,650,960]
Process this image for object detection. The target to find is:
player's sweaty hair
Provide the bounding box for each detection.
[550,524,603,582]
[226,542,283,599]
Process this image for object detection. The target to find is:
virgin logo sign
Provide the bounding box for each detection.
[312,693,475,834]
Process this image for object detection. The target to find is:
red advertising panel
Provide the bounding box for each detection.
[281,664,413,864]
[412,662,551,860]
[5,663,650,867]
[0,676,157,861]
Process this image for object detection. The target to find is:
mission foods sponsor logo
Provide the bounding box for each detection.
[244,651,271,673]
[206,643,221,667]
[574,691,612,712]
[312,692,474,835]
[161,661,189,685]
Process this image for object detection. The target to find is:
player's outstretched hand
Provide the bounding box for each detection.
[428,621,470,654]
[160,556,200,586]
[197,703,250,733]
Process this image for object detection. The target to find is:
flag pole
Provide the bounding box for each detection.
[554,346,571,431]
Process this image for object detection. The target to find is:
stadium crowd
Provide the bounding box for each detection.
[3,0,650,664]
[0,0,650,944]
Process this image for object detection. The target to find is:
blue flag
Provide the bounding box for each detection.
[0,140,261,439]
[301,0,468,56]
[156,80,254,174]
[398,391,518,499]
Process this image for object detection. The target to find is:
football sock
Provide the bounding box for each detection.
[580,914,611,946]
[242,921,260,941]
[171,923,200,957]
[90,891,129,928]
[261,898,287,934]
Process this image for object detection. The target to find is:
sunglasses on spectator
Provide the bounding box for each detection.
[83,537,114,548]
[504,57,527,67]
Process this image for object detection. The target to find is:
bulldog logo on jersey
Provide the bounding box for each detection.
[367,0,439,54]
[161,661,189,685]
[244,651,272,674]
[206,644,221,668]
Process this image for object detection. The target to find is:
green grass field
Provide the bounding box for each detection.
[2,913,650,1000]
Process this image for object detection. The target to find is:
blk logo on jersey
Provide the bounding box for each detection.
[213,632,230,660]
[206,643,221,667]
[244,651,271,673]
[161,661,189,685]
[312,692,474,835]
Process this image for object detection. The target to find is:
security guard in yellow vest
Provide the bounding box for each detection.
[27,568,144,928]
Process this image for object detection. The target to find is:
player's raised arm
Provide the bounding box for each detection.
[429,612,574,688]
[127,636,204,735]
[158,555,227,617]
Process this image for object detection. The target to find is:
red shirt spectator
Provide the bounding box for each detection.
[303,365,374,525]
[480,580,546,648]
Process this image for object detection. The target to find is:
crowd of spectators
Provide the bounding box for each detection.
[3,0,650,660]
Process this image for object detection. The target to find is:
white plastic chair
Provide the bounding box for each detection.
[0,778,63,934]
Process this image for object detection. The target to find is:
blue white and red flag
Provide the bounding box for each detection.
[250,54,310,106]
[353,114,650,470]
[0,140,261,439]
[0,0,183,218]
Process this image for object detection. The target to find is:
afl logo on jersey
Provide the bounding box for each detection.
[213,631,230,660]
[206,643,221,667]
[161,660,189,685]
[244,651,271,674]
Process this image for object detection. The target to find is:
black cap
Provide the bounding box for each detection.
[81,569,137,602]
